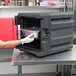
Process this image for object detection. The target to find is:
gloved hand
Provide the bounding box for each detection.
[21,33,35,45]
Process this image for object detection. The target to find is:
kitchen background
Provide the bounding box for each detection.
[0,0,74,76]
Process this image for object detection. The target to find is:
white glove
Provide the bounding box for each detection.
[21,33,35,45]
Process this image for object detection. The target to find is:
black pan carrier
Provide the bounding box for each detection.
[15,12,74,57]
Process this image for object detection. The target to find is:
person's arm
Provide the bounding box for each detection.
[0,40,22,48]
[0,33,34,48]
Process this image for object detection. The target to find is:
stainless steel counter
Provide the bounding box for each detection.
[11,45,76,65]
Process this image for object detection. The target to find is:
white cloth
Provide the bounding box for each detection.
[0,40,2,43]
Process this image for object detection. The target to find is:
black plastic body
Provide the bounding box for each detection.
[15,12,74,57]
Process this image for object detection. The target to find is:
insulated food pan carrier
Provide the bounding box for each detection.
[15,12,74,57]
